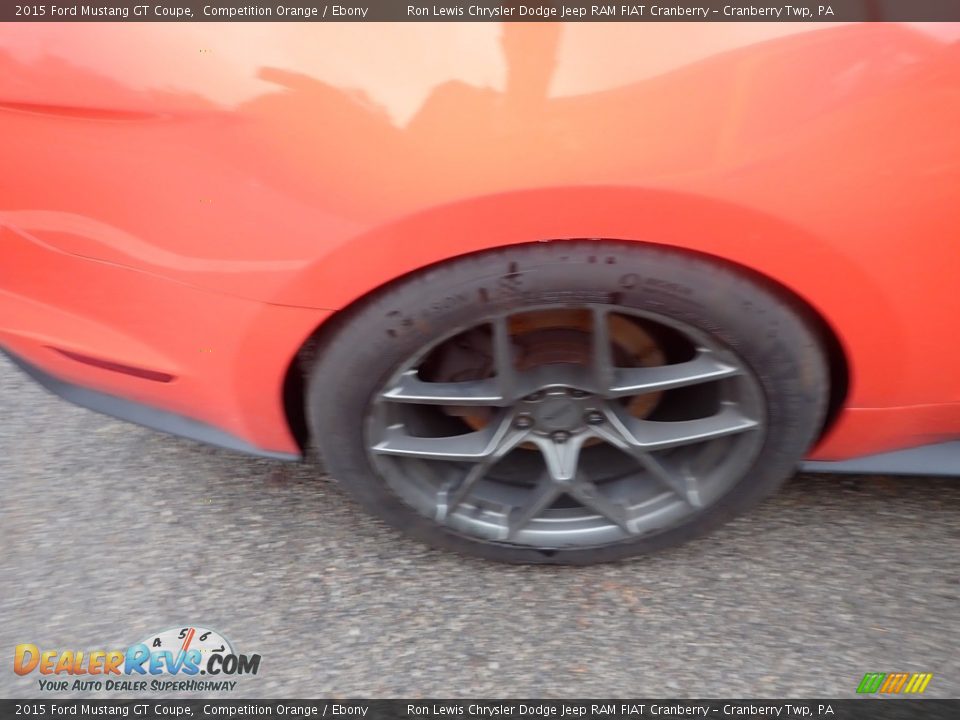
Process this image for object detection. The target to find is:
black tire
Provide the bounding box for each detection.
[306,241,829,564]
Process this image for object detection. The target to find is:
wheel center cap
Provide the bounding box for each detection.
[534,398,582,432]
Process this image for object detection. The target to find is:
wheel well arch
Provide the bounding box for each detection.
[280,238,850,455]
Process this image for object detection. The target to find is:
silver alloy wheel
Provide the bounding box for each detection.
[366,303,767,549]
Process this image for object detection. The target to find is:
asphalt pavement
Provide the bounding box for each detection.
[1,354,958,698]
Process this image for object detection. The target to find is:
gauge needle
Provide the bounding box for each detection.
[180,628,196,654]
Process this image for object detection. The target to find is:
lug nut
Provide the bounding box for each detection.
[585,411,605,425]
[551,431,571,444]
[514,415,534,429]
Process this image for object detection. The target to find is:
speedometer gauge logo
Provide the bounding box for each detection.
[140,626,234,673]
[14,624,262,693]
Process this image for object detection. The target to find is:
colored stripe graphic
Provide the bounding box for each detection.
[858,672,933,694]
[880,672,907,693]
[857,673,886,693]
[904,673,934,694]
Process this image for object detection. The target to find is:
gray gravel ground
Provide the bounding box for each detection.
[1,354,958,699]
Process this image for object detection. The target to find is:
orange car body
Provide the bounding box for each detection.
[2,22,959,466]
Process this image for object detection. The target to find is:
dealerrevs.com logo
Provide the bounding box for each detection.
[14,626,261,693]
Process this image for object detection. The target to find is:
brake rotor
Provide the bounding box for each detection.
[430,309,666,431]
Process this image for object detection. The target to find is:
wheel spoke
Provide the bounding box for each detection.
[636,453,703,508]
[566,474,635,534]
[438,427,531,519]
[590,413,706,508]
[534,434,588,483]
[491,315,518,399]
[602,402,758,452]
[506,473,562,540]
[373,416,514,461]
[591,306,615,391]
[382,370,507,406]
[382,366,595,408]
[607,351,740,398]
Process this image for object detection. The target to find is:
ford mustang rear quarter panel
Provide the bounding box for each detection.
[1,220,330,454]
[1,22,959,461]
